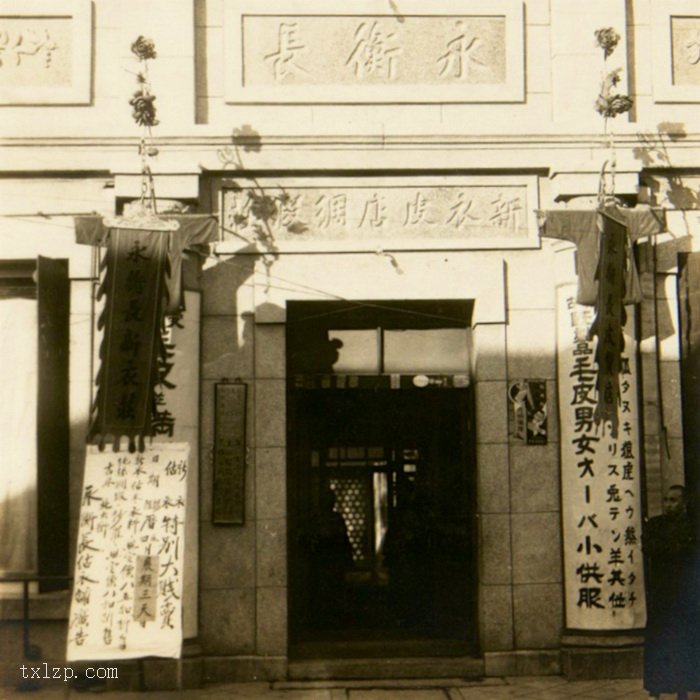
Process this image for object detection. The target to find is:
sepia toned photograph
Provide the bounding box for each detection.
[0,1,699,699]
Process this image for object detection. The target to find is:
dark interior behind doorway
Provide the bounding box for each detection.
[286,301,478,657]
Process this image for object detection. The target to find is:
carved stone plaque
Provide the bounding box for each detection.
[225,0,524,103]
[0,0,91,104]
[671,16,700,86]
[216,175,539,251]
[653,2,700,102]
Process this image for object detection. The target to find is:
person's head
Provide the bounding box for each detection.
[663,485,687,516]
[319,485,337,513]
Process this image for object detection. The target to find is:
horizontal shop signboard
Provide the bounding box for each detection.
[224,0,524,103]
[214,175,540,251]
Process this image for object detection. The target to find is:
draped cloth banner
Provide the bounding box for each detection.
[539,205,665,436]
[75,215,218,316]
[75,216,217,450]
[537,206,665,305]
[66,443,189,661]
[89,228,170,451]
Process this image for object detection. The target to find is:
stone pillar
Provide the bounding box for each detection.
[473,321,514,675]
[505,247,562,677]
[252,320,288,676]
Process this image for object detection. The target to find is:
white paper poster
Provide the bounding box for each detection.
[557,284,646,630]
[66,443,189,661]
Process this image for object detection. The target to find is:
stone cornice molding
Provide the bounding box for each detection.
[1,132,698,174]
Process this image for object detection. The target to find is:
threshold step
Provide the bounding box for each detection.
[287,657,484,681]
[276,677,503,690]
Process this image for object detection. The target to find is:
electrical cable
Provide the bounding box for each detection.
[208,254,474,325]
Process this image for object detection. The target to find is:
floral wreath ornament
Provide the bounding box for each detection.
[593,27,633,205]
[104,36,178,232]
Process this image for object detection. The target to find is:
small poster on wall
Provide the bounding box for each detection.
[66,443,189,661]
[508,379,548,445]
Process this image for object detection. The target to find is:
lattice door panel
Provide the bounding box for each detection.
[330,476,371,565]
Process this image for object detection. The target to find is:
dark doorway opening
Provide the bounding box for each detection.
[679,252,700,501]
[287,301,478,659]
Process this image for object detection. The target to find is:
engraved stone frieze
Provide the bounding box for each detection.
[216,176,539,251]
[225,0,524,103]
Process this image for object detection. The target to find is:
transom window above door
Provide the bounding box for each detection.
[329,327,470,374]
[287,299,473,377]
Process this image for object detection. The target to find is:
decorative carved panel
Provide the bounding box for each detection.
[653,1,700,102]
[224,0,524,103]
[0,0,91,104]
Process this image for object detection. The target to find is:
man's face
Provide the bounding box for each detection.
[663,488,686,515]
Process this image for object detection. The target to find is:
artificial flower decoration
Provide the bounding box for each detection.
[594,27,620,58]
[130,35,157,60]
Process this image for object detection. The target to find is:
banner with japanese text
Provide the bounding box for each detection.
[66,443,188,661]
[557,284,646,630]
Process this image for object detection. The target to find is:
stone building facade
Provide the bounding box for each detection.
[1,0,699,689]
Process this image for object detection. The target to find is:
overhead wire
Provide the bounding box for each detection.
[2,207,496,325]
[0,211,476,323]
[207,254,473,325]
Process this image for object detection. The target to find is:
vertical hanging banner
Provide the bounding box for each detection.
[557,284,646,630]
[66,443,189,661]
[74,213,218,450]
[88,228,170,451]
[589,210,629,436]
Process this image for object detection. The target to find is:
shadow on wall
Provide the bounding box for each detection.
[198,254,286,657]
[635,122,700,215]
[633,122,696,345]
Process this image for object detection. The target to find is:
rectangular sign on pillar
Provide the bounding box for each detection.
[212,382,247,525]
[556,284,646,630]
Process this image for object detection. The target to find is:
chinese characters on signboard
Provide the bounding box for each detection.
[557,285,646,630]
[66,443,189,661]
[225,2,526,104]
[247,16,505,86]
[222,184,531,245]
[0,2,93,106]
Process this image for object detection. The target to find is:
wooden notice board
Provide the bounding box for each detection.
[213,382,247,524]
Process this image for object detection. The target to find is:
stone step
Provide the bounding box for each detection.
[276,677,502,690]
[288,657,484,681]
